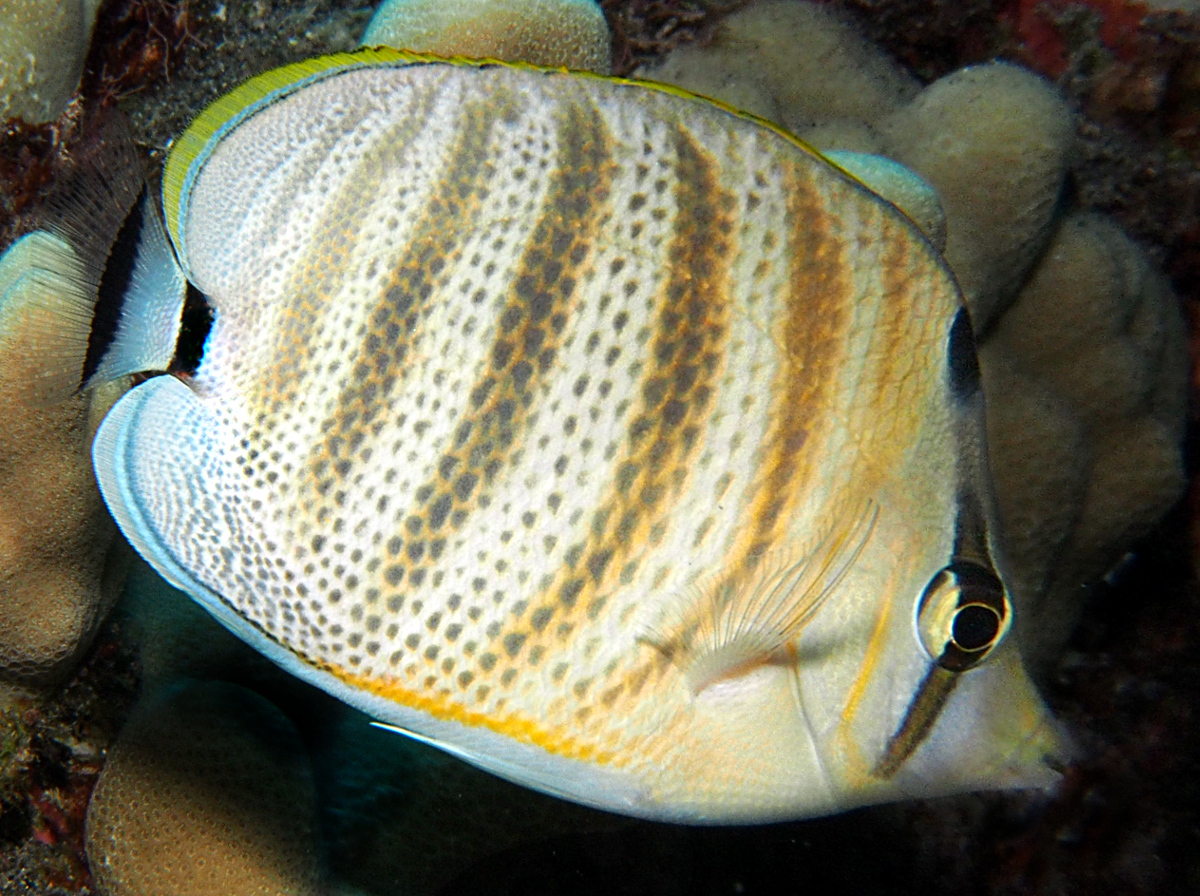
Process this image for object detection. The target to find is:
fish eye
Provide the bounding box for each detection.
[915,561,1012,672]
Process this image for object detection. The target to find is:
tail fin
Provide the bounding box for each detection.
[79,187,188,388]
[1,118,187,403]
[0,230,96,402]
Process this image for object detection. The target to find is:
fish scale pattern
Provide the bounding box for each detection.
[107,61,964,807]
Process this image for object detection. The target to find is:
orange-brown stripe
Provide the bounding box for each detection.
[255,82,444,420]
[306,91,517,505]
[854,208,932,459]
[836,209,963,779]
[731,163,854,569]
[517,123,737,697]
[360,97,618,675]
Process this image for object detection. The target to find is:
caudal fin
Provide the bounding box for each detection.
[1,118,187,403]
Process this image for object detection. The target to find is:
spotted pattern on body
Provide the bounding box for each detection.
[149,63,961,770]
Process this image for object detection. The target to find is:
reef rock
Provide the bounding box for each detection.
[361,0,612,72]
[0,0,103,123]
[85,680,325,896]
[0,232,127,684]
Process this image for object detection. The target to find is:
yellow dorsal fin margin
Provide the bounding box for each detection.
[163,47,418,252]
[161,48,848,266]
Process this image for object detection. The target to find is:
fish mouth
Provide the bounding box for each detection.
[998,707,1075,788]
[855,640,1072,802]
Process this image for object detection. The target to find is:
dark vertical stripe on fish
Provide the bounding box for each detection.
[737,163,851,567]
[377,95,618,660]
[873,664,959,778]
[259,81,443,419]
[525,121,736,693]
[307,90,515,504]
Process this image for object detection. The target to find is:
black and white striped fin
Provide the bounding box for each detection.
[7,119,187,402]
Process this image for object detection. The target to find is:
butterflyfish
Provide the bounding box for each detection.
[86,48,1067,822]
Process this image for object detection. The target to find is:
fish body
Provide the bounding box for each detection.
[93,50,1064,822]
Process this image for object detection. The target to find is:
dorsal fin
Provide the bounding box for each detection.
[162,46,423,265]
[823,151,947,252]
[161,46,852,273]
[643,499,879,693]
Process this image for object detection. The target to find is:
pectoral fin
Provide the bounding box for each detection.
[644,499,879,693]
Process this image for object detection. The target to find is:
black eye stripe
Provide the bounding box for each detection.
[876,559,1011,780]
[947,308,980,401]
[873,312,1001,780]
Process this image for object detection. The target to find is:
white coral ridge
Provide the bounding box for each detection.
[0,0,103,124]
[639,0,1189,660]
